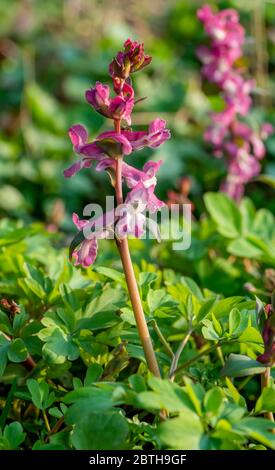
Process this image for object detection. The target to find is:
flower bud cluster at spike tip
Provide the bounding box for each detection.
[197,5,273,201]
[257,303,275,366]
[109,38,152,80]
[64,39,170,268]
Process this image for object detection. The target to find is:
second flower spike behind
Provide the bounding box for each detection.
[197,4,273,201]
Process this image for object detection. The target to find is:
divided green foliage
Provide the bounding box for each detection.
[0,182,274,453]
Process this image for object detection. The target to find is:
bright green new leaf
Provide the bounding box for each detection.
[255,388,275,414]
[204,192,242,238]
[157,409,204,450]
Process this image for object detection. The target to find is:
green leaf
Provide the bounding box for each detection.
[167,283,200,316]
[25,83,66,133]
[204,387,224,415]
[197,297,217,322]
[139,272,158,298]
[7,338,28,363]
[157,409,204,450]
[71,411,129,450]
[201,319,221,340]
[234,417,275,449]
[228,238,266,259]
[0,334,10,376]
[94,267,126,286]
[38,314,79,364]
[139,272,158,289]
[252,209,275,241]
[0,422,25,450]
[0,379,17,428]
[77,311,118,330]
[137,377,194,413]
[84,287,125,316]
[19,277,46,299]
[48,407,63,419]
[26,379,55,410]
[26,379,42,409]
[184,379,204,416]
[0,311,12,336]
[211,313,223,336]
[59,284,79,312]
[204,192,242,238]
[225,377,247,408]
[181,277,204,300]
[32,441,66,450]
[240,198,255,234]
[255,388,275,414]
[211,297,244,318]
[64,386,121,424]
[237,326,263,346]
[147,289,177,313]
[221,354,266,378]
[128,374,147,393]
[0,227,36,248]
[229,308,241,335]
[84,364,103,386]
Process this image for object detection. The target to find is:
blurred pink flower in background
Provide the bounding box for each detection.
[197,4,273,200]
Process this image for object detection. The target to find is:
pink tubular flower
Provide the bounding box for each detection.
[86,81,135,125]
[71,212,115,267]
[108,83,135,124]
[64,119,170,179]
[116,161,164,240]
[257,304,275,366]
[197,5,244,49]
[85,82,110,111]
[125,160,165,213]
[115,203,147,239]
[261,123,274,140]
[122,119,171,151]
[197,5,273,201]
[64,124,132,178]
[71,213,98,267]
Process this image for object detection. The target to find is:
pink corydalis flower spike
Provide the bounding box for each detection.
[65,41,170,264]
[109,38,152,80]
[65,37,168,378]
[257,304,275,366]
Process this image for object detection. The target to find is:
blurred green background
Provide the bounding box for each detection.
[0,0,275,232]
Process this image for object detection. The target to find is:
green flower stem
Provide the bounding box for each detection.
[114,119,161,378]
[174,341,224,376]
[169,329,193,381]
[216,345,225,366]
[151,319,174,359]
[42,409,51,434]
[261,367,274,422]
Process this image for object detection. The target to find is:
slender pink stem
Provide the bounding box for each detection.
[114,119,160,377]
